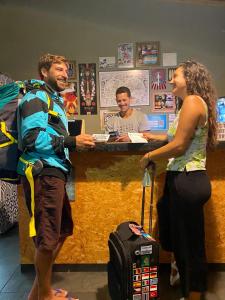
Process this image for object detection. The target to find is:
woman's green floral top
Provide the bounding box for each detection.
[167,101,208,171]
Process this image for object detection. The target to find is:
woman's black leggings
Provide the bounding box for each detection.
[157,170,211,297]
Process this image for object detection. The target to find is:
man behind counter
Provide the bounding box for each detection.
[105,86,149,142]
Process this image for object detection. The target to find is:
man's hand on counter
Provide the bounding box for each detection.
[75,134,96,149]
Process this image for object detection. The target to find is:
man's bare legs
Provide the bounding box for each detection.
[28,237,66,300]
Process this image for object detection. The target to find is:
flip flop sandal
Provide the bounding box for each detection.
[53,288,68,297]
[170,261,180,286]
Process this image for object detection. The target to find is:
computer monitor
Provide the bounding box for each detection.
[217,97,225,123]
[216,97,225,141]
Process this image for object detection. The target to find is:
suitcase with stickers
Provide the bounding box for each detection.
[108,164,159,300]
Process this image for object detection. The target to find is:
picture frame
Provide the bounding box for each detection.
[136,41,160,67]
[68,60,77,81]
[79,63,97,115]
[168,67,177,81]
[99,69,149,107]
[61,82,78,119]
[151,91,176,113]
[99,57,116,69]
[100,110,119,131]
[117,43,134,68]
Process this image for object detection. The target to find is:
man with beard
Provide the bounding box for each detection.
[17,54,95,300]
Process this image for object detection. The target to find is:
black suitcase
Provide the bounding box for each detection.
[108,164,159,300]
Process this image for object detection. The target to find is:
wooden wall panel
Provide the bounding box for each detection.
[18,149,225,265]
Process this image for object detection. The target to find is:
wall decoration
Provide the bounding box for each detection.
[146,114,167,131]
[79,63,97,115]
[61,82,78,119]
[117,43,134,68]
[99,70,149,107]
[136,41,160,67]
[99,110,119,131]
[68,60,77,80]
[168,67,177,81]
[162,53,177,67]
[151,68,167,90]
[99,57,116,69]
[152,91,176,112]
[216,96,225,141]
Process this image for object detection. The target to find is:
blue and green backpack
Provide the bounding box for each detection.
[0,80,55,184]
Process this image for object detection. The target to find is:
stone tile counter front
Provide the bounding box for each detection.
[18,141,225,268]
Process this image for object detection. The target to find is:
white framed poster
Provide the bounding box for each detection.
[99,70,150,107]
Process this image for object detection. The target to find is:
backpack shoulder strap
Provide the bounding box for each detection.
[44,91,59,120]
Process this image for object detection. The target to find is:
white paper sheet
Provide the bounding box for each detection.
[128,133,148,143]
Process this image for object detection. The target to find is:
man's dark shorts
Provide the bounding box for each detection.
[22,175,74,251]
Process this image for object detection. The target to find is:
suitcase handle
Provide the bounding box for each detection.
[141,162,156,234]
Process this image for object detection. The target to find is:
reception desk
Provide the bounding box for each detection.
[18,141,225,269]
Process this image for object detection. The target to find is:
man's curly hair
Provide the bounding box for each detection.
[38,53,69,79]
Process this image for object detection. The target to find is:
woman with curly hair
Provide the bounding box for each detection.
[140,60,217,300]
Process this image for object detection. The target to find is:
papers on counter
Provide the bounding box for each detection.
[92,133,148,143]
[92,134,110,143]
[128,133,148,143]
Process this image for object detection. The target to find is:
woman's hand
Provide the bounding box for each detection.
[140,152,151,170]
[142,132,168,142]
[142,132,155,141]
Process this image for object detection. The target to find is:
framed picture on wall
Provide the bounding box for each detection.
[168,67,177,81]
[151,91,176,113]
[79,63,97,115]
[117,43,134,68]
[68,60,77,81]
[99,109,119,131]
[99,69,149,107]
[151,68,167,90]
[99,57,116,69]
[61,82,78,119]
[136,41,160,67]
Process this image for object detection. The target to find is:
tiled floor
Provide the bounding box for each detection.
[0,225,225,300]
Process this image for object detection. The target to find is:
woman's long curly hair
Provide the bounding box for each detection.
[179,60,217,149]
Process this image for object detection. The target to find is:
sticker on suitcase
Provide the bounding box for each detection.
[141,255,150,266]
[150,284,158,291]
[150,278,158,285]
[142,286,149,292]
[142,273,149,280]
[150,290,158,298]
[133,294,141,300]
[141,245,152,255]
[133,274,142,281]
[142,293,150,300]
